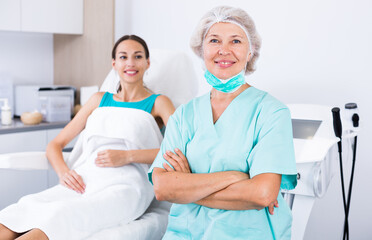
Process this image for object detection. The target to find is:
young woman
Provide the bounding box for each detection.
[0,35,174,240]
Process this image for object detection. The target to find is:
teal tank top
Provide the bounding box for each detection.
[99,92,160,114]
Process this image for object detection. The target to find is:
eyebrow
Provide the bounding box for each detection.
[206,34,244,38]
[206,34,219,38]
[117,51,144,54]
[231,34,244,38]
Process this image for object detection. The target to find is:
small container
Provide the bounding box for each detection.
[0,98,12,125]
[20,111,43,125]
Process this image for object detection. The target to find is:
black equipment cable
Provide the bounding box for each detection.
[339,150,349,240]
[343,136,357,240]
[343,112,359,240]
[332,107,349,240]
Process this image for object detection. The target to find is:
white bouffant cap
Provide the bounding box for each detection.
[190,6,262,75]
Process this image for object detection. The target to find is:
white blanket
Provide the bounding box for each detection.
[0,107,163,240]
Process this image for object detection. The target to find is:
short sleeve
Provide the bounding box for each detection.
[148,106,187,184]
[247,107,297,190]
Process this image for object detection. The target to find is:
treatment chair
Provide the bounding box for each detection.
[0,49,199,240]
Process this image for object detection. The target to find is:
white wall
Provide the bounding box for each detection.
[0,31,53,85]
[118,0,372,239]
[115,0,132,41]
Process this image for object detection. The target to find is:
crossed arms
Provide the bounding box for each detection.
[152,149,281,214]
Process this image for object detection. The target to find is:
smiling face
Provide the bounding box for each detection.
[112,39,150,84]
[203,22,251,80]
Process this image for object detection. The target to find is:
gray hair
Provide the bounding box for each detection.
[190,6,262,75]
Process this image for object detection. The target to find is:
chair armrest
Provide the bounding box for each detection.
[0,152,70,170]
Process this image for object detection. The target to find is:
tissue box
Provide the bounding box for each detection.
[39,96,71,122]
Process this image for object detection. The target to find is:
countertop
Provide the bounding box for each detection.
[0,118,68,134]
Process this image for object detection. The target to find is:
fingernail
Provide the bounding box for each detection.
[175,148,179,151]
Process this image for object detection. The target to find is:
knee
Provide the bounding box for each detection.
[21,228,49,240]
[0,223,21,240]
[32,228,49,240]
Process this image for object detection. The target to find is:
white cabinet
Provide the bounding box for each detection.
[0,0,21,31]
[0,128,76,154]
[0,128,77,210]
[21,0,83,34]
[0,0,83,34]
[0,130,46,153]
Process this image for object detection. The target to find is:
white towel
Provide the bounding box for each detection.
[0,107,163,240]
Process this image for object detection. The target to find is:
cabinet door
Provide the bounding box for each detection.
[0,169,48,210]
[0,131,47,154]
[0,0,21,31]
[21,0,83,34]
[0,130,50,210]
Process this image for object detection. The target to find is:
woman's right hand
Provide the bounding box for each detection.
[59,170,86,194]
[95,149,130,168]
[268,200,279,215]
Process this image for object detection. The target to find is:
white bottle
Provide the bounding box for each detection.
[0,98,12,125]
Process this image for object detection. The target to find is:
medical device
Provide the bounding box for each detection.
[14,85,75,119]
[283,103,360,240]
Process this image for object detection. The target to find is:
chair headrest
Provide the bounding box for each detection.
[100,49,199,107]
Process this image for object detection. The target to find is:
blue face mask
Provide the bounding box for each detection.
[204,70,246,93]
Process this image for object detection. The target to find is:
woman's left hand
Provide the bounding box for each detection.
[95,149,130,167]
[163,148,191,173]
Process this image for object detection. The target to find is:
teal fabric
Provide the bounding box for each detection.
[99,92,160,114]
[99,92,160,113]
[204,69,246,93]
[148,87,297,240]
[98,92,165,136]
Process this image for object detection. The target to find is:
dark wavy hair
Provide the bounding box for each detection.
[112,35,150,60]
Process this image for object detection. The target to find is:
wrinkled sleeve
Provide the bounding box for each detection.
[148,106,186,184]
[247,107,297,190]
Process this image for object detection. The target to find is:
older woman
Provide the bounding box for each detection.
[149,6,297,240]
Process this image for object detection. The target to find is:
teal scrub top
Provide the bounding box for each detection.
[148,87,297,240]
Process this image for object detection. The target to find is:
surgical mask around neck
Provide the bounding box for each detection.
[204,70,246,93]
